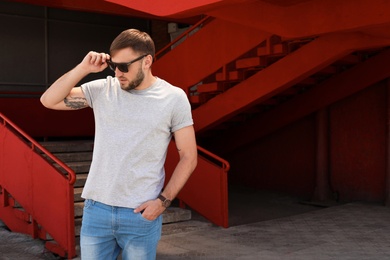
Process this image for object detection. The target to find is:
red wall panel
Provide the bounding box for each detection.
[330,83,387,201]
[228,115,316,198]
[227,82,387,202]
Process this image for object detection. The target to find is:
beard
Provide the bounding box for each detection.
[121,66,145,91]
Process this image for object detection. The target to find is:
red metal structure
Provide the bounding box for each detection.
[165,142,230,228]
[3,0,390,257]
[0,112,76,258]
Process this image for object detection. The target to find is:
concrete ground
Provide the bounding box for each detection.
[158,202,390,259]
[1,189,390,259]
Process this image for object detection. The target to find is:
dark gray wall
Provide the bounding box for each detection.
[0,1,150,95]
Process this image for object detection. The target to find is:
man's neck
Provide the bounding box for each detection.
[135,72,157,91]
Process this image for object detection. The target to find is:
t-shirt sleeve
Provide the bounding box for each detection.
[81,77,112,108]
[171,88,194,133]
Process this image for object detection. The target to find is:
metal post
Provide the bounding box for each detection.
[313,108,331,201]
[385,79,390,206]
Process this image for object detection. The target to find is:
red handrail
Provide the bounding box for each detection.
[197,145,230,171]
[0,112,76,184]
[155,16,213,61]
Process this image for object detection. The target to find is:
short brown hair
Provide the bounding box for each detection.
[110,29,155,59]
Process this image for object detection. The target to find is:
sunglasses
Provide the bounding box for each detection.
[107,54,147,73]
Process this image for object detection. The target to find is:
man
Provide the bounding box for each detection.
[40,29,197,260]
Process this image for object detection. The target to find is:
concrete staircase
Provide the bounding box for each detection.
[40,140,192,236]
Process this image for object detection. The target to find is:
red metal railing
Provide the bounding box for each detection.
[165,141,230,227]
[197,145,230,171]
[0,112,76,258]
[155,15,213,61]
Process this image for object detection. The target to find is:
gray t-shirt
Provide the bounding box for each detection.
[80,76,193,208]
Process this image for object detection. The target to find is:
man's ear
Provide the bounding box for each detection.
[144,55,153,69]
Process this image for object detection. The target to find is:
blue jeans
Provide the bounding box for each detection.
[80,199,162,260]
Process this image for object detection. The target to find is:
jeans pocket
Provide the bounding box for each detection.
[84,199,93,209]
[138,212,154,223]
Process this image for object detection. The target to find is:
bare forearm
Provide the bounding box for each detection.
[162,156,197,200]
[41,51,110,109]
[40,65,89,108]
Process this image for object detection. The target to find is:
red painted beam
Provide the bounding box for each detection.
[105,0,240,17]
[193,32,390,134]
[10,0,156,19]
[208,0,390,38]
[212,48,390,154]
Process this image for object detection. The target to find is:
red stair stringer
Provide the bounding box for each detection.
[153,18,271,91]
[192,32,390,134]
[212,48,390,154]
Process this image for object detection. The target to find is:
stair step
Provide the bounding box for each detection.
[236,56,267,69]
[74,173,88,188]
[40,140,94,153]
[215,72,228,81]
[75,218,82,237]
[52,152,93,163]
[74,187,83,202]
[189,95,207,105]
[228,70,244,81]
[74,202,84,218]
[55,161,91,174]
[197,83,224,93]
[257,43,286,56]
[215,67,244,82]
[188,95,203,105]
[215,70,245,82]
[67,161,91,173]
[162,207,192,224]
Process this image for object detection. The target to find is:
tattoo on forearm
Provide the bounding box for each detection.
[64,96,88,109]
